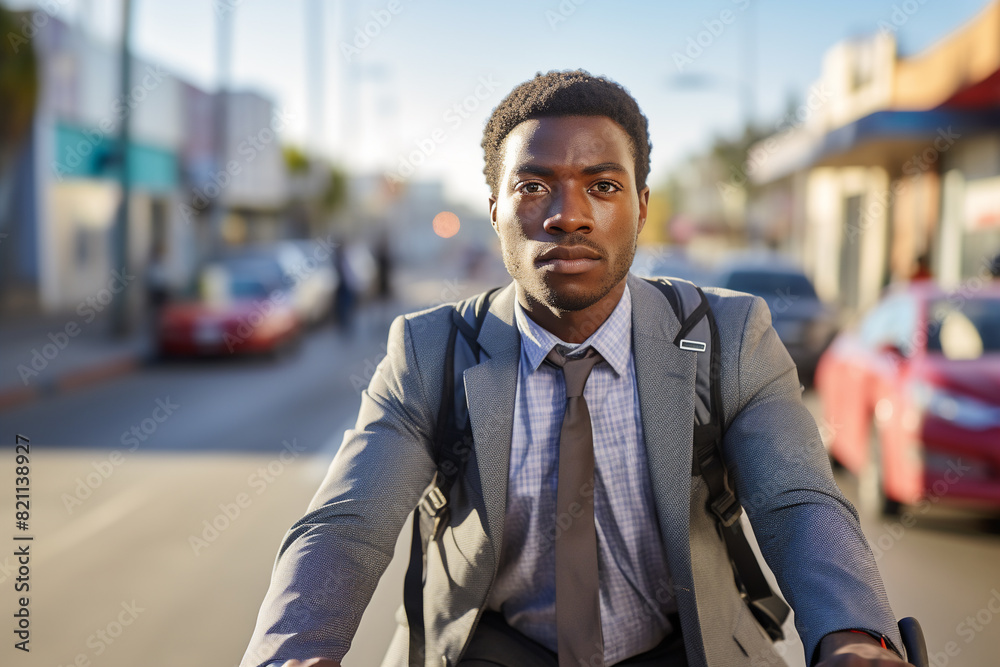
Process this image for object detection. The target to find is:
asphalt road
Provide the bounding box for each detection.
[0,316,998,667]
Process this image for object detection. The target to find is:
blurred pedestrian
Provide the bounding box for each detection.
[373,231,394,301]
[145,242,169,326]
[988,251,1000,279]
[332,239,359,334]
[911,253,933,281]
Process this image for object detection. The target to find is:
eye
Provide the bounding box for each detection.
[590,181,621,194]
[518,181,548,195]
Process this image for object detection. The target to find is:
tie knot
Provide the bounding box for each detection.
[546,346,603,398]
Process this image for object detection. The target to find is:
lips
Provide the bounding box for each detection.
[535,245,602,274]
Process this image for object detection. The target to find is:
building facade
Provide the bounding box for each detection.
[750,1,1000,313]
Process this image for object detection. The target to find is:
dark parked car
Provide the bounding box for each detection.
[631,245,715,287]
[709,258,838,385]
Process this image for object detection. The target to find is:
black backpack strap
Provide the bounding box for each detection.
[644,277,790,641]
[404,286,502,664]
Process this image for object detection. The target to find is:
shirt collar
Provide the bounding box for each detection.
[514,284,632,377]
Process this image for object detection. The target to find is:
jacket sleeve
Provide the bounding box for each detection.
[719,295,901,663]
[240,314,440,667]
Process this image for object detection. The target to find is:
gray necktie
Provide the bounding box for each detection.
[547,345,604,667]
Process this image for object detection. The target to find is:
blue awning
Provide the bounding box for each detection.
[752,108,1000,184]
[817,109,1000,164]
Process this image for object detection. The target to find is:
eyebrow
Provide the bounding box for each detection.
[514,162,629,177]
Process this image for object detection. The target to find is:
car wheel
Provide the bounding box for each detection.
[859,418,901,517]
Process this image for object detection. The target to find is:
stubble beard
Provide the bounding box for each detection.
[502,238,636,313]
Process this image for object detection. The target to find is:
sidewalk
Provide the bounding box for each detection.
[0,312,151,412]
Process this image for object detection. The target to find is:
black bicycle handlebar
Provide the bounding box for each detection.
[898,617,928,667]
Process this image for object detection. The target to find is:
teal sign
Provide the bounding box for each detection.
[52,122,178,193]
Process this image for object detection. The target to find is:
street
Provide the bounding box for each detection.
[0,317,998,667]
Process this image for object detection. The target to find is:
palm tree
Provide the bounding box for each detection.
[0,6,40,305]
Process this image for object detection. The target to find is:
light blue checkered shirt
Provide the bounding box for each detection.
[485,284,677,665]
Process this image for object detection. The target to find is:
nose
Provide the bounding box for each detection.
[542,186,594,235]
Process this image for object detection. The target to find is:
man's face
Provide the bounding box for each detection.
[490,115,649,313]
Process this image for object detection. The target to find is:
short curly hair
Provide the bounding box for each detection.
[481,70,651,197]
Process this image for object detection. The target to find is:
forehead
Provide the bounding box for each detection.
[500,115,634,175]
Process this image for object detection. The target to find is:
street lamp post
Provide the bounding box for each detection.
[111,0,132,337]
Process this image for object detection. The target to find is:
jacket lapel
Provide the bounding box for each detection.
[628,275,701,620]
[463,282,519,568]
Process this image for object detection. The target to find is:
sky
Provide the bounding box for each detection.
[8,0,994,210]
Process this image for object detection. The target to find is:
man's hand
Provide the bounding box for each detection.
[280,660,342,667]
[815,631,911,666]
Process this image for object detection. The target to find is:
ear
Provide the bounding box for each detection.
[636,185,650,235]
[489,196,499,235]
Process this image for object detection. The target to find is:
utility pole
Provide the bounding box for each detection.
[741,0,757,131]
[307,0,325,156]
[111,0,132,337]
[209,1,234,257]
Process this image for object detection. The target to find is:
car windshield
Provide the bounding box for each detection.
[927,297,1000,359]
[723,270,818,300]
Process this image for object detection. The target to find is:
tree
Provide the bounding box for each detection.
[0,7,40,306]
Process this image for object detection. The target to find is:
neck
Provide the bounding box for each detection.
[518,279,627,344]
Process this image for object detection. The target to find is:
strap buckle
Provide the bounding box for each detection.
[679,339,707,352]
[420,485,448,516]
[711,490,743,527]
[419,486,450,541]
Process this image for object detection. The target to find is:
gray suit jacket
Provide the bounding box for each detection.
[240,274,901,667]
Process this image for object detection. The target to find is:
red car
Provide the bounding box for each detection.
[157,272,301,358]
[815,281,1000,514]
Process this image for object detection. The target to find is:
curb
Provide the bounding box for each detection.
[0,352,144,413]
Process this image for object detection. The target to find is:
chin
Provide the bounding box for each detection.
[539,279,609,312]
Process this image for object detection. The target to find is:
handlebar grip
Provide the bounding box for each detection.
[898,617,928,667]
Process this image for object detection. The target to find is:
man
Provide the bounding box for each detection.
[241,71,910,667]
